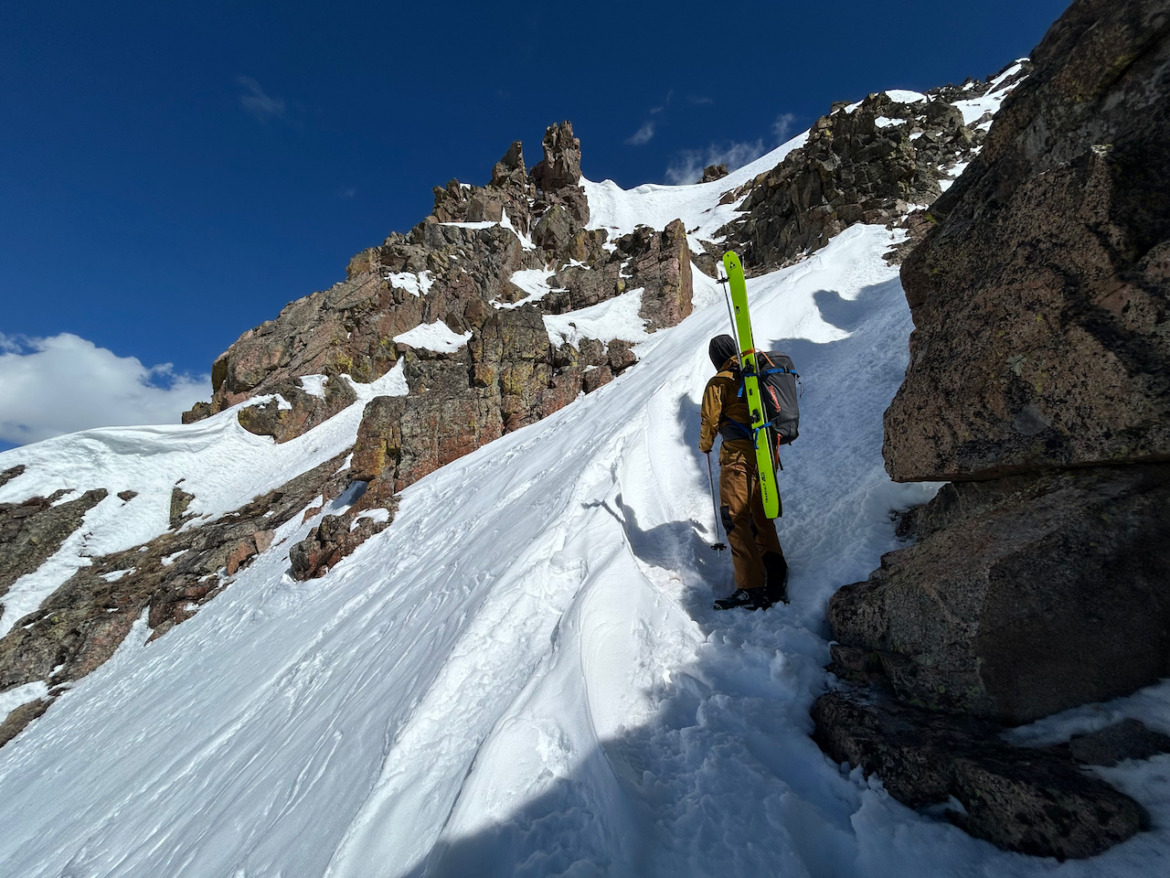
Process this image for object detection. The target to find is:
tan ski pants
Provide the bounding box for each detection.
[719,458,783,591]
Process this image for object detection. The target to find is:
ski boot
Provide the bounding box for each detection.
[713,588,772,611]
[764,552,789,604]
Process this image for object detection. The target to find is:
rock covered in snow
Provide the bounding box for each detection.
[0,486,108,614]
[0,451,356,721]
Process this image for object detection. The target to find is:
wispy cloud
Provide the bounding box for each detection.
[650,89,674,114]
[773,112,798,143]
[237,76,287,122]
[627,91,676,146]
[0,334,210,446]
[338,187,357,199]
[626,121,656,146]
[664,139,767,185]
[688,95,715,106]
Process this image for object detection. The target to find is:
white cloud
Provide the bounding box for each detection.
[772,112,798,143]
[626,121,655,145]
[664,139,766,185]
[0,334,211,446]
[237,76,287,122]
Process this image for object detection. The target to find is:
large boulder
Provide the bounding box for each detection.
[886,0,1170,482]
[235,373,358,443]
[829,464,1170,723]
[632,219,694,332]
[812,688,1147,859]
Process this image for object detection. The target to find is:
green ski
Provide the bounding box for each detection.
[722,251,781,519]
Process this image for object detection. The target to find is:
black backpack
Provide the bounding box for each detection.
[723,351,801,446]
[753,351,800,445]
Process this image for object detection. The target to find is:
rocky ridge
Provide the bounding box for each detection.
[1,63,1038,754]
[816,0,1170,859]
[184,122,694,578]
[710,63,1030,275]
[0,122,700,744]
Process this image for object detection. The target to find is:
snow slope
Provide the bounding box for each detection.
[1,189,1169,877]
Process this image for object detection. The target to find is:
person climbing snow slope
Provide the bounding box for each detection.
[700,334,789,610]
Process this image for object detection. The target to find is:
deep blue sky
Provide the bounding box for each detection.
[2,0,1070,385]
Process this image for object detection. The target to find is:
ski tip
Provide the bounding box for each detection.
[722,251,742,274]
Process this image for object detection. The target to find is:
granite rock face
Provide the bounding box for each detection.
[816,0,1170,858]
[713,67,1030,275]
[829,465,1170,723]
[812,689,1148,860]
[887,0,1170,482]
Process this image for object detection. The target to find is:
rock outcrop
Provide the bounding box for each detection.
[816,0,1170,857]
[886,2,1170,481]
[714,66,1029,275]
[184,121,693,578]
[0,451,360,747]
[1,119,699,747]
[0,487,108,618]
[830,465,1170,723]
[813,690,1148,860]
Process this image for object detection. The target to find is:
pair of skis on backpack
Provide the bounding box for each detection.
[719,251,800,521]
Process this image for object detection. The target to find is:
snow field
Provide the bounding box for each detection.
[0,363,410,640]
[581,130,809,254]
[0,216,1168,877]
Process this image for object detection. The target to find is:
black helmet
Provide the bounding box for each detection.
[708,334,738,369]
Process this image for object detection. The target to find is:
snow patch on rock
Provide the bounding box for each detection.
[393,321,473,354]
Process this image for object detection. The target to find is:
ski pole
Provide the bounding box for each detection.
[706,452,727,551]
[719,268,737,339]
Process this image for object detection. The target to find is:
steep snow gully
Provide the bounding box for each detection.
[2,162,1170,878]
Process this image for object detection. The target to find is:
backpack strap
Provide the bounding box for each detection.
[719,418,753,441]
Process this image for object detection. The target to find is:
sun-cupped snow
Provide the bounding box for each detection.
[1,156,1169,878]
[393,320,473,353]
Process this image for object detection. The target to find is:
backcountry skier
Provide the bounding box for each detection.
[700,334,789,610]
